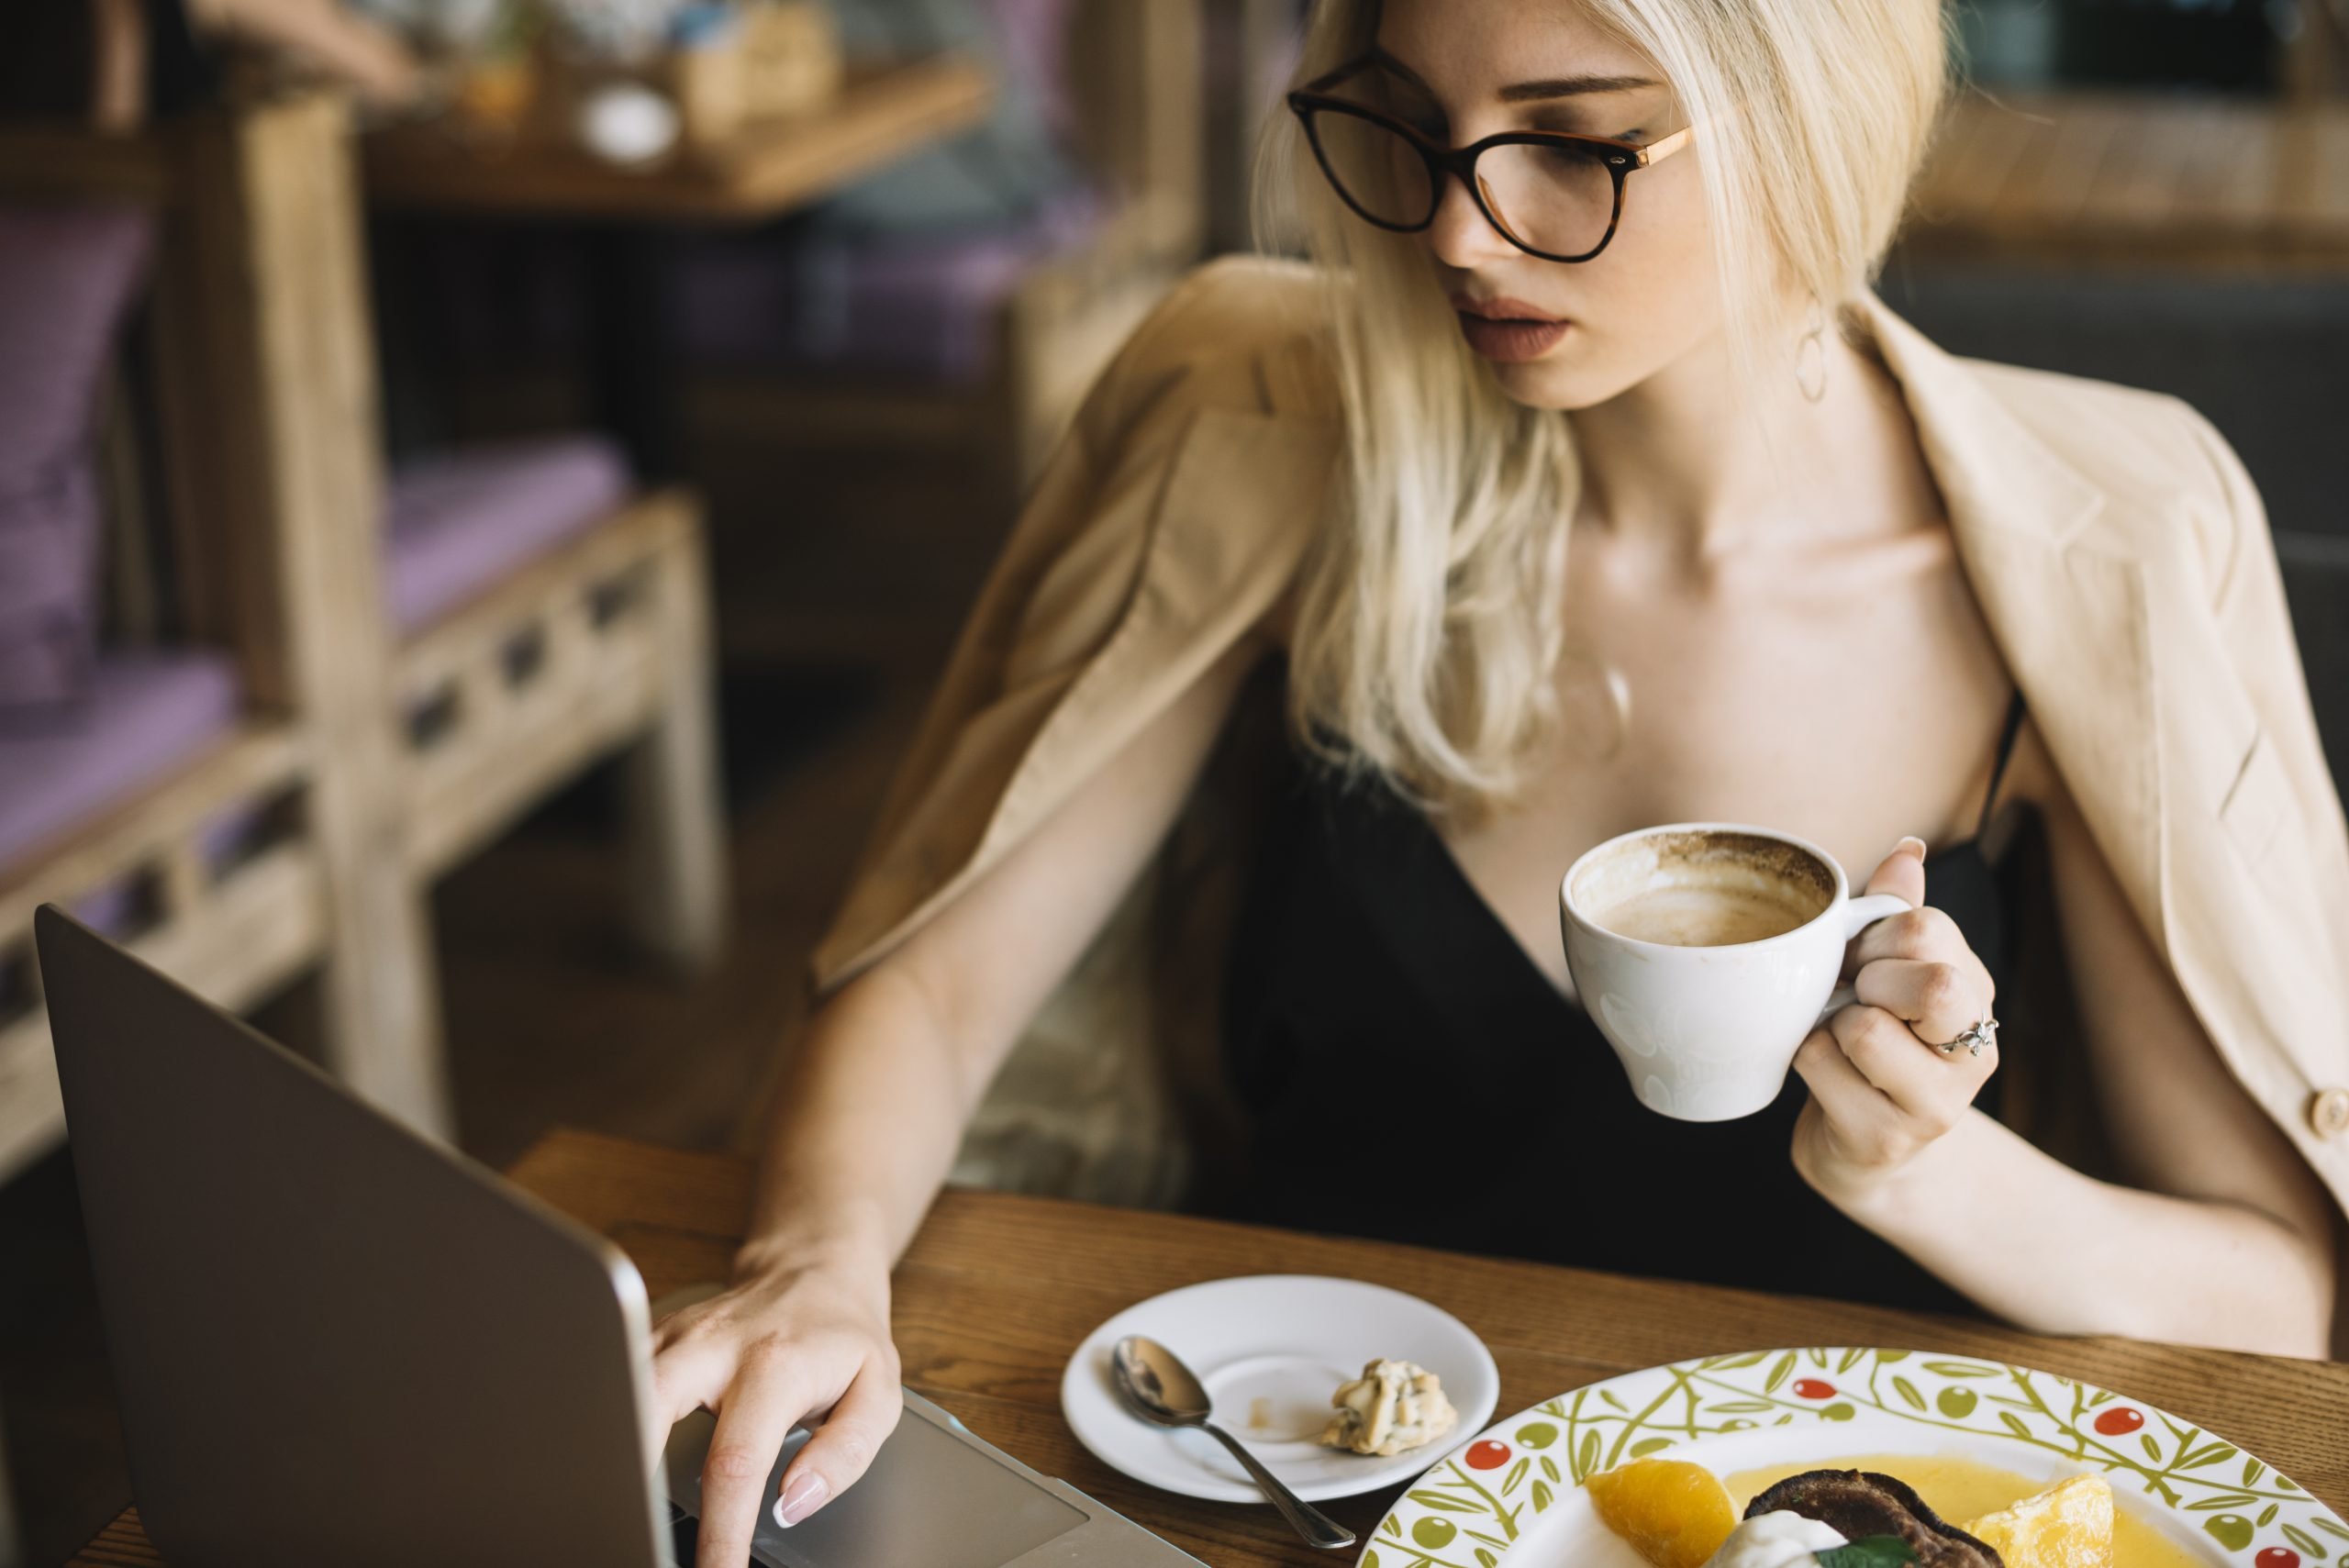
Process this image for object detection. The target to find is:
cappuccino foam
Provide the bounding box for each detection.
[1572,828,1835,949]
[1589,883,1815,947]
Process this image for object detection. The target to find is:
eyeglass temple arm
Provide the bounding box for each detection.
[1297,60,1703,172]
[1301,55,1380,95]
[1635,125,1697,168]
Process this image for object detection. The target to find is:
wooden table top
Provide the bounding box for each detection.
[1904,89,2349,268]
[361,55,994,223]
[74,1129,2349,1565]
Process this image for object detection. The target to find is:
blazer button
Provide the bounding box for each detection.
[2310,1089,2349,1140]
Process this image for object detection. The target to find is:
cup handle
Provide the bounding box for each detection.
[1814,893,1914,1025]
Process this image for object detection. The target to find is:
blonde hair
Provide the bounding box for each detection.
[1259,0,1954,814]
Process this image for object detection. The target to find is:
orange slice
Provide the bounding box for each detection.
[1585,1457,1740,1568]
[1959,1474,2115,1568]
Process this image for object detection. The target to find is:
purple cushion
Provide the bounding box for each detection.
[675,187,1105,385]
[384,436,630,631]
[0,649,240,871]
[0,206,153,708]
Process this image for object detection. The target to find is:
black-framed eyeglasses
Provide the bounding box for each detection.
[1286,55,1697,264]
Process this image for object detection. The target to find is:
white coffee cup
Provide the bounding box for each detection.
[1557,823,1912,1122]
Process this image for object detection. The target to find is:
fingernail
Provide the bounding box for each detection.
[774,1473,829,1529]
[1897,836,1928,860]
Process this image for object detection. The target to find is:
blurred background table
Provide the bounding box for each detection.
[364,55,994,222]
[70,1129,2349,1567]
[364,55,996,481]
[1908,90,2349,270]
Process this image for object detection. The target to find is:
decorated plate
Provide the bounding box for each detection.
[1365,1347,2342,1568]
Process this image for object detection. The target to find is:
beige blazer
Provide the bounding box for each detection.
[813,256,2349,1221]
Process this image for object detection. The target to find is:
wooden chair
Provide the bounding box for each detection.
[0,103,423,1170]
[685,0,1206,518]
[0,101,402,1568]
[0,89,727,1561]
[1001,0,1208,476]
[0,93,727,1166]
[391,466,725,973]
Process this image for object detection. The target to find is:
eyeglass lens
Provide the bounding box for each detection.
[1308,111,1620,259]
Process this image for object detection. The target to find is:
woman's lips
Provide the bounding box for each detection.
[1456,311,1571,362]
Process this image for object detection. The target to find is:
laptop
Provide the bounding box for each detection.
[37,906,1205,1568]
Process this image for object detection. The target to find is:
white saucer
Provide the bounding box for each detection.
[1059,1273,1500,1505]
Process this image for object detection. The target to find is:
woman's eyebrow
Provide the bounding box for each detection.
[1497,74,1661,102]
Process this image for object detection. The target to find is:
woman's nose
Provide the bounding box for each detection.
[1423,170,1515,271]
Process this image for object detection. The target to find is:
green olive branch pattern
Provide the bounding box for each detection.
[1361,1348,2342,1568]
[1434,1455,1524,1542]
[1605,1372,1700,1471]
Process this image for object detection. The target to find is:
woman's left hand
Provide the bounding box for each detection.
[1790,837,1998,1202]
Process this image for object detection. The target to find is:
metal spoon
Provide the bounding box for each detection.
[1111,1334,1357,1551]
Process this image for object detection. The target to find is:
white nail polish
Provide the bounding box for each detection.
[774,1473,828,1528]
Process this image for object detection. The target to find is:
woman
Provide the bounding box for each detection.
[652,0,2349,1557]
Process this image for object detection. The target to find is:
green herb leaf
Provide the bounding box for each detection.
[1815,1538,1921,1568]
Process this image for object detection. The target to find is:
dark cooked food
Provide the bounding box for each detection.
[1745,1471,2005,1568]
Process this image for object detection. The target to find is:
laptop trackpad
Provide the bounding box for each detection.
[663,1405,1087,1568]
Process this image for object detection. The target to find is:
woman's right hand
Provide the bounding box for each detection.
[650,1251,903,1567]
[638,617,1264,1567]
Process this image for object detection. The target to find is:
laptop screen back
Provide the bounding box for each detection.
[38,908,673,1568]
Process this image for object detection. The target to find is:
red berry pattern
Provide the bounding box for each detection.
[1386,1367,2336,1568]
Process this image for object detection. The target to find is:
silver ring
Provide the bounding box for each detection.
[1933,1016,1998,1058]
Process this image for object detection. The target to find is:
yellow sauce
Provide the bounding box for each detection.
[1724,1454,2207,1568]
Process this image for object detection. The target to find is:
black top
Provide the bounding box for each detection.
[1215,693,2029,1315]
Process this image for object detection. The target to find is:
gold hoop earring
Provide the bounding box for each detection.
[1795,296,1830,404]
